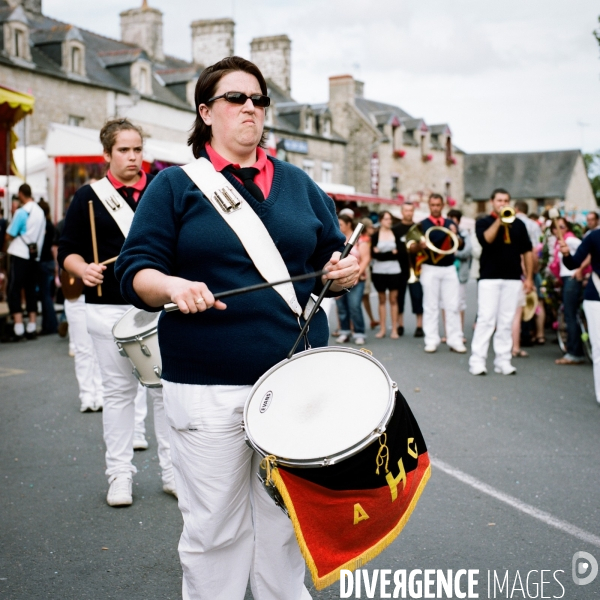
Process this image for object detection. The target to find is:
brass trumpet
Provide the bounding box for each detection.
[402,223,460,282]
[500,206,516,224]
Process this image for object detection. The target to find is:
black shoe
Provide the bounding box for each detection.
[414,327,424,338]
[9,333,25,343]
[25,331,38,340]
[397,326,404,336]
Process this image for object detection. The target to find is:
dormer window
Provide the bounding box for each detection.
[14,28,24,57]
[322,119,331,137]
[131,61,152,95]
[304,113,313,134]
[65,41,86,76]
[6,23,31,61]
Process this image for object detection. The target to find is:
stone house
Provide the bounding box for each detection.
[327,74,465,213]
[464,150,596,217]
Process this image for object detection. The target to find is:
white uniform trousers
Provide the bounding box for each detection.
[85,304,173,484]
[134,384,148,439]
[162,382,311,600]
[469,279,522,371]
[421,263,463,348]
[64,296,103,408]
[583,300,600,403]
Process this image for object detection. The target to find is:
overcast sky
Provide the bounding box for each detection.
[45,0,600,155]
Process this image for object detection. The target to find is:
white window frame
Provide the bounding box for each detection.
[302,159,315,180]
[321,161,332,184]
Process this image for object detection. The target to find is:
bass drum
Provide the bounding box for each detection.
[112,307,162,387]
[243,346,397,468]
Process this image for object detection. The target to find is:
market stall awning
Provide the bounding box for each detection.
[45,122,194,165]
[0,84,35,177]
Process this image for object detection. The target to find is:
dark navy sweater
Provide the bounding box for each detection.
[115,157,346,386]
[420,217,459,267]
[563,229,600,302]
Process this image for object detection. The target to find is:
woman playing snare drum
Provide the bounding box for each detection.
[115,56,359,600]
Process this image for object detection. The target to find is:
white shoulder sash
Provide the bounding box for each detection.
[90,177,135,239]
[181,158,304,317]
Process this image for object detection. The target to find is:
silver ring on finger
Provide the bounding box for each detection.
[195,296,205,305]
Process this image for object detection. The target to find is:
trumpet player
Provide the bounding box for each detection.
[469,189,533,376]
[416,193,466,353]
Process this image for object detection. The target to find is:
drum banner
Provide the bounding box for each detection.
[266,391,430,590]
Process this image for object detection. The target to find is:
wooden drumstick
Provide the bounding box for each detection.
[548,208,563,242]
[100,255,119,266]
[88,200,102,297]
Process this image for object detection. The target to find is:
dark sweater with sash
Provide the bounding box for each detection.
[58,174,155,305]
[115,156,345,386]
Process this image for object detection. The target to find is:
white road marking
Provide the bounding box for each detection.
[431,458,600,548]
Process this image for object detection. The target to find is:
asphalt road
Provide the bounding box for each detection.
[1,282,600,600]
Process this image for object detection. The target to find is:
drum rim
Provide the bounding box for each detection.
[112,306,160,342]
[243,346,397,468]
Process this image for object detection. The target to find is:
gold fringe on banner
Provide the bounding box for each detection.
[271,462,431,590]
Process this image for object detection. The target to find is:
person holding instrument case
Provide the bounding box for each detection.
[115,56,359,600]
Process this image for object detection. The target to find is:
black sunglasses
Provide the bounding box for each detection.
[206,91,271,108]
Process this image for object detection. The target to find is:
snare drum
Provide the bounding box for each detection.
[112,307,162,387]
[243,346,397,468]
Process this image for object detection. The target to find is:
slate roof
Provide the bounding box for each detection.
[464,151,581,200]
[265,79,345,143]
[0,0,195,112]
[354,97,413,126]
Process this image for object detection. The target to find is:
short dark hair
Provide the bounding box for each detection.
[338,214,355,229]
[18,183,32,198]
[514,200,528,213]
[188,56,268,159]
[429,193,444,203]
[447,209,462,222]
[39,199,50,218]
[99,118,144,154]
[490,188,511,200]
[588,211,599,220]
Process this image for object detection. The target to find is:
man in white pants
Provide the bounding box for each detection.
[58,118,174,506]
[469,189,533,376]
[559,229,600,403]
[415,194,466,353]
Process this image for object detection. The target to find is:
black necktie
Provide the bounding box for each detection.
[226,166,265,202]
[120,187,135,203]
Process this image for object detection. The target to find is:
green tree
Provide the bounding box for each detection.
[584,151,600,206]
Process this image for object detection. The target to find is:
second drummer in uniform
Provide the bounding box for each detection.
[58,119,174,506]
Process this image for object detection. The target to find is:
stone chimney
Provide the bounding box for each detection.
[328,74,363,106]
[250,35,291,95]
[190,18,234,67]
[120,0,165,63]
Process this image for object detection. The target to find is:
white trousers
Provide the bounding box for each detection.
[583,300,600,403]
[469,279,522,370]
[85,304,173,483]
[421,263,463,348]
[162,382,311,600]
[134,384,148,438]
[64,296,103,407]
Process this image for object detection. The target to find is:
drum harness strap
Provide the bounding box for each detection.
[90,178,135,239]
[181,157,316,350]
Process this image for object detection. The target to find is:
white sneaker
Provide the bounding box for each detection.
[133,435,148,451]
[449,344,467,354]
[163,480,178,498]
[469,365,487,376]
[107,475,133,507]
[354,335,366,345]
[336,333,350,344]
[424,345,437,353]
[494,364,517,375]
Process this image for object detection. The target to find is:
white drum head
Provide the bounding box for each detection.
[113,307,160,340]
[245,347,394,464]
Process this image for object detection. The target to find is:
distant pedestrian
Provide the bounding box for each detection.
[38,200,59,335]
[5,184,45,341]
